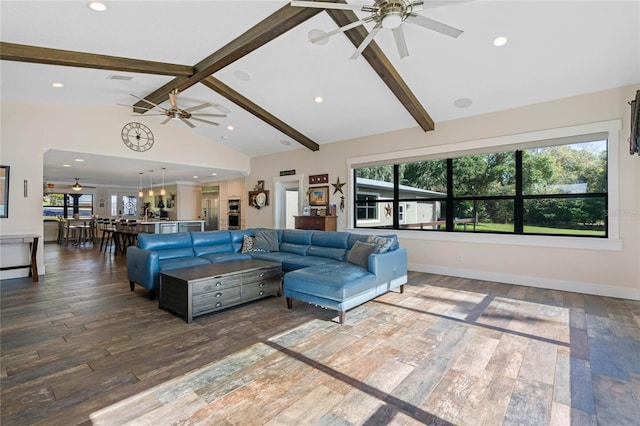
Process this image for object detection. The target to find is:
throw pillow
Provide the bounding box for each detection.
[241,235,254,253]
[366,235,394,253]
[253,229,279,252]
[347,241,378,269]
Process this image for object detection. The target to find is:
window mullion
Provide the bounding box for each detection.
[515,150,523,233]
[446,158,454,231]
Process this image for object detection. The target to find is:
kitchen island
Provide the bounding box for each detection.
[138,220,205,234]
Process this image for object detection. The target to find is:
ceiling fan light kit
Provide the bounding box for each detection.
[291,0,464,59]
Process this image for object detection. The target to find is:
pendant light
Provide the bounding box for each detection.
[160,167,166,196]
[148,170,154,196]
[138,172,143,197]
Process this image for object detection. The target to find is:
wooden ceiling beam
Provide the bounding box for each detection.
[202,76,319,152]
[0,42,194,77]
[133,3,327,111]
[325,9,435,132]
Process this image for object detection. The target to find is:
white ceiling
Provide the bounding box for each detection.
[1,0,639,188]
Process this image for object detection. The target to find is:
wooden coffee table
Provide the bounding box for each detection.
[159,259,281,323]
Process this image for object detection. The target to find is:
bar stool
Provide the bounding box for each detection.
[64,219,80,246]
[99,219,117,252]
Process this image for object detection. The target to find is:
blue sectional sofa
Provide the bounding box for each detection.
[126,229,407,323]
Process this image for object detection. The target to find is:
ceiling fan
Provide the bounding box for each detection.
[124,89,229,128]
[68,178,95,192]
[290,0,465,59]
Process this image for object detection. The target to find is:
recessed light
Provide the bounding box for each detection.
[493,36,508,47]
[211,173,217,176]
[221,135,229,140]
[308,29,329,45]
[74,158,84,162]
[280,140,292,146]
[62,164,71,168]
[453,98,473,108]
[233,70,251,82]
[314,96,323,103]
[51,82,64,88]
[88,2,107,12]
[227,125,234,131]
[193,175,199,179]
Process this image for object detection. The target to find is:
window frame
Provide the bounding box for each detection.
[346,119,622,252]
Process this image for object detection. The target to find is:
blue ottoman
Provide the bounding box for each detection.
[283,263,377,324]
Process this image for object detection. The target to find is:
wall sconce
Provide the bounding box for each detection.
[138,172,143,198]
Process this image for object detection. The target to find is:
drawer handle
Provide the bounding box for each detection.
[259,282,265,287]
[215,292,223,298]
[215,302,222,307]
[259,290,265,296]
[259,272,266,277]
[215,282,223,287]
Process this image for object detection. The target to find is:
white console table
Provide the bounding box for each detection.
[0,234,40,282]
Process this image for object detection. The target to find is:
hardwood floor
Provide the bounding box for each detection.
[1,242,639,425]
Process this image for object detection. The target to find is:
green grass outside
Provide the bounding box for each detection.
[464,222,605,236]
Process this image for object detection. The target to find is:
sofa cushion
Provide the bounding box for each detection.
[347,241,378,269]
[365,235,394,253]
[157,247,197,261]
[282,256,341,272]
[284,263,376,302]
[254,229,279,252]
[249,251,299,266]
[191,231,234,256]
[311,231,350,249]
[241,235,254,253]
[307,245,346,261]
[279,242,309,256]
[159,256,211,272]
[138,232,193,251]
[281,229,313,245]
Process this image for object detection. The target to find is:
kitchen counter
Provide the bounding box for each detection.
[138,220,205,234]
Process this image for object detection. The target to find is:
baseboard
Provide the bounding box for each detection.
[409,263,640,301]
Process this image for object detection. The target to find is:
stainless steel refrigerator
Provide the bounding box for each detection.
[201,188,219,231]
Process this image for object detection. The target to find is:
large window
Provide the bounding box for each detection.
[43,193,93,219]
[354,138,607,237]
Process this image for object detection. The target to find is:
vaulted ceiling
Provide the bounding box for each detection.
[1,1,638,187]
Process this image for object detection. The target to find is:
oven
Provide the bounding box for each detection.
[227,199,241,230]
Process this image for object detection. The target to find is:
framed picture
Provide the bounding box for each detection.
[0,165,9,218]
[309,186,329,206]
[256,180,265,190]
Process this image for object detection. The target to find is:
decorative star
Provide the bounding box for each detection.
[332,177,346,194]
[385,203,392,218]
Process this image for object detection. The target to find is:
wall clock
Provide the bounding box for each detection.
[121,122,154,152]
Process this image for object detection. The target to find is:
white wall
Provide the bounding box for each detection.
[246,85,640,300]
[0,102,250,278]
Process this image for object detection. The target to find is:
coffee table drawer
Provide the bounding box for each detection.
[193,275,241,295]
[242,278,280,300]
[242,266,280,284]
[193,288,241,315]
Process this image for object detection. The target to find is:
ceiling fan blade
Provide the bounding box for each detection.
[392,26,409,59]
[212,103,231,114]
[191,113,227,118]
[406,13,463,38]
[129,93,165,110]
[422,0,474,10]
[409,0,424,12]
[290,1,368,12]
[161,116,172,125]
[184,102,212,113]
[190,117,220,126]
[179,117,196,128]
[350,23,381,60]
[309,18,369,44]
